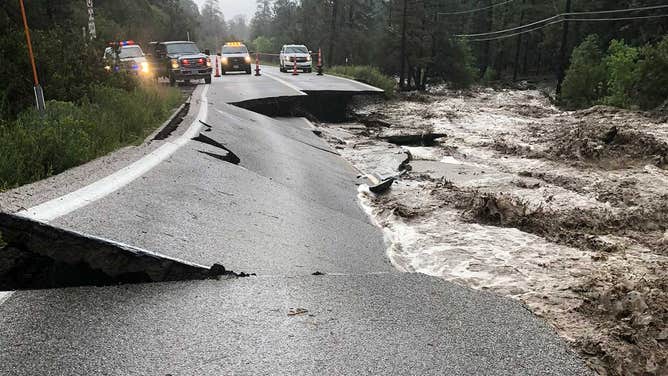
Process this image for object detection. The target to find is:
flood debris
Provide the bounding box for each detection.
[319,87,668,376]
[381,132,447,147]
[287,307,309,316]
[369,177,395,194]
[0,213,232,290]
[544,122,668,169]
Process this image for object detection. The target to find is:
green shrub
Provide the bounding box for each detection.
[561,35,607,109]
[603,40,640,108]
[327,65,396,98]
[0,83,182,191]
[636,36,668,110]
[432,38,477,89]
[561,36,668,110]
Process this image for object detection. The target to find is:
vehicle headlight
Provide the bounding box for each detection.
[171,59,179,69]
[307,55,312,62]
[141,62,150,73]
[222,57,228,64]
[206,58,212,67]
[244,56,251,64]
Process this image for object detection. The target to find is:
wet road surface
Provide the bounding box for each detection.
[0,71,591,375]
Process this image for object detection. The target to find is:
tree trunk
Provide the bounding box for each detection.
[328,0,339,67]
[399,0,408,89]
[556,0,572,95]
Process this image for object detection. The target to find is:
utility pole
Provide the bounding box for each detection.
[399,0,408,89]
[19,0,45,112]
[328,0,339,67]
[556,0,571,96]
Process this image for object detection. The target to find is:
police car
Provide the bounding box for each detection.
[220,42,252,74]
[104,41,151,76]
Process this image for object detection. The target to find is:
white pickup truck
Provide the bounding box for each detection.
[279,45,312,73]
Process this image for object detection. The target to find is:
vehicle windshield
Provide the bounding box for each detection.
[166,43,200,55]
[222,46,248,54]
[284,46,308,54]
[119,46,143,59]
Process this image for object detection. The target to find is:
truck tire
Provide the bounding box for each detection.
[205,76,212,84]
[169,74,176,87]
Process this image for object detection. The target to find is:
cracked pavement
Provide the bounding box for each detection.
[0,71,592,375]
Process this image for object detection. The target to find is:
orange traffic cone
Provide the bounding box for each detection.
[317,49,323,76]
[255,53,261,76]
[214,54,221,78]
[292,56,299,76]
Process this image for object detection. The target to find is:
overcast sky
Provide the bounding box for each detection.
[194,0,256,20]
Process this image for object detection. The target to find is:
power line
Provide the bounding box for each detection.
[438,0,517,16]
[466,13,668,42]
[457,3,668,38]
[563,3,668,16]
[569,13,668,22]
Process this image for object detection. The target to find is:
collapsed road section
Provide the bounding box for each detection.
[0,212,231,290]
[232,91,358,122]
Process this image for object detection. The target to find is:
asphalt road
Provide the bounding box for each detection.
[0,71,592,375]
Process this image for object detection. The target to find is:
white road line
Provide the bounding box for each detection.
[17,85,209,223]
[326,74,385,92]
[262,71,308,94]
[264,68,383,93]
[0,292,14,307]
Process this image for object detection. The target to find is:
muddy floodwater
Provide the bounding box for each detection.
[321,87,668,376]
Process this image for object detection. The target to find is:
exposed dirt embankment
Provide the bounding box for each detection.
[320,87,668,376]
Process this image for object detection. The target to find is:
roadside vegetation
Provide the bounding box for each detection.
[0,83,181,191]
[327,66,396,98]
[562,35,668,110]
[0,2,188,191]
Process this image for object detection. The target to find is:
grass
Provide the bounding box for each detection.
[327,65,396,98]
[0,83,182,191]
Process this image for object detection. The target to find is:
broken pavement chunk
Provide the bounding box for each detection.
[0,212,230,290]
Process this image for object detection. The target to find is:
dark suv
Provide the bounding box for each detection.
[149,41,212,86]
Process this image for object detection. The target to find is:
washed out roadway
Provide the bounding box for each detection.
[0,70,591,375]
